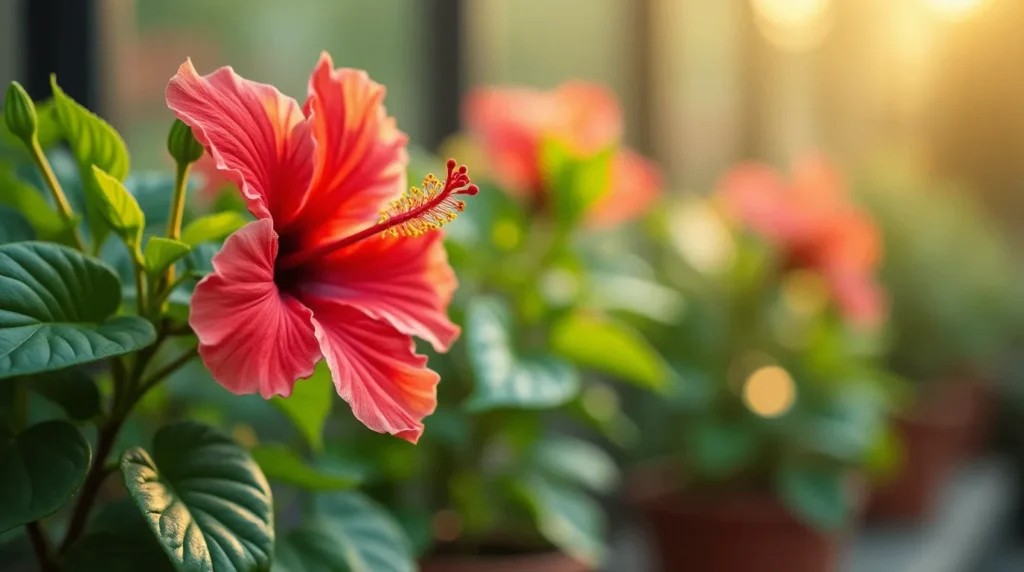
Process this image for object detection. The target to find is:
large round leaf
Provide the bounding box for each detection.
[463,297,579,411]
[120,421,274,572]
[275,492,414,572]
[0,242,156,379]
[0,420,91,532]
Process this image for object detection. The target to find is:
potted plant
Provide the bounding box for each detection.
[0,54,479,572]
[856,157,1016,520]
[626,157,895,572]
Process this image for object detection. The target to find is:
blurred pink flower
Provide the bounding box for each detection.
[167,53,477,443]
[718,155,887,327]
[463,82,661,227]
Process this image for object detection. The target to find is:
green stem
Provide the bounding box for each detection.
[27,137,85,251]
[165,162,191,284]
[134,264,147,318]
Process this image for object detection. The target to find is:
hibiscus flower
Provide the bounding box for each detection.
[166,53,476,443]
[717,155,887,328]
[463,82,660,227]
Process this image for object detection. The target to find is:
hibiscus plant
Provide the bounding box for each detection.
[309,83,670,567]
[627,157,897,532]
[0,53,479,572]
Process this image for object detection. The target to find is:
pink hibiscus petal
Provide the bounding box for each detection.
[166,59,315,223]
[299,231,459,352]
[289,52,408,247]
[190,219,321,398]
[587,147,662,228]
[306,299,438,444]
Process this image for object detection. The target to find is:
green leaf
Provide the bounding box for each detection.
[463,297,579,412]
[0,242,156,378]
[144,237,191,276]
[551,312,670,391]
[0,420,91,532]
[181,212,249,247]
[686,419,759,478]
[0,166,68,240]
[63,499,174,572]
[0,206,34,243]
[91,165,144,249]
[275,492,415,572]
[120,421,274,572]
[775,462,851,531]
[31,368,101,421]
[51,76,130,248]
[251,444,360,491]
[539,137,615,229]
[534,436,620,494]
[271,362,333,453]
[518,474,604,567]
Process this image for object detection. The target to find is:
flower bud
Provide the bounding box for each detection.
[4,82,38,144]
[167,119,204,165]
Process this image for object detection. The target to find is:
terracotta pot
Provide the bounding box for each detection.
[420,551,590,572]
[629,470,845,572]
[866,382,971,522]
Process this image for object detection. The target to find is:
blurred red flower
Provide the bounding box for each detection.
[463,82,661,227]
[718,155,887,328]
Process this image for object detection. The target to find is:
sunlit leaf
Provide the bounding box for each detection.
[181,211,249,247]
[92,165,144,249]
[551,312,670,391]
[143,237,191,277]
[539,137,615,229]
[51,76,130,248]
[120,421,274,572]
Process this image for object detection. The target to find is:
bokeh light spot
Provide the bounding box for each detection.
[742,366,797,418]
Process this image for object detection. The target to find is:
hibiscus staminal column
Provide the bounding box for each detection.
[277,159,478,270]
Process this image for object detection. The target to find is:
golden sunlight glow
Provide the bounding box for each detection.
[670,197,735,276]
[750,0,834,51]
[742,366,797,418]
[926,0,987,20]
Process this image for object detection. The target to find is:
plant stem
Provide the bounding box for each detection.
[28,137,85,251]
[27,521,55,572]
[134,265,147,318]
[165,162,191,284]
[59,414,123,553]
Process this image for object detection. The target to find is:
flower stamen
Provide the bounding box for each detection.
[277,159,477,269]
